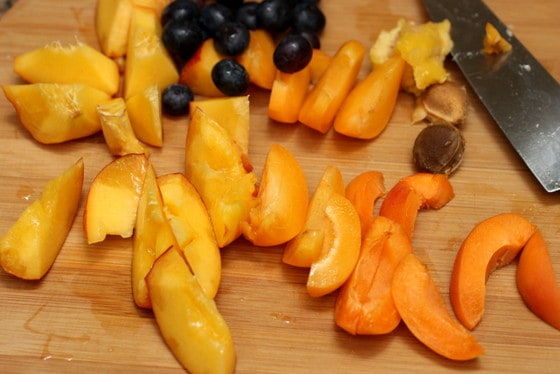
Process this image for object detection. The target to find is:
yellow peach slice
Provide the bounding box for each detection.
[236,29,277,90]
[179,38,225,97]
[83,153,149,244]
[3,83,111,144]
[95,0,133,58]
[241,144,309,247]
[0,159,84,280]
[158,173,222,299]
[126,83,163,147]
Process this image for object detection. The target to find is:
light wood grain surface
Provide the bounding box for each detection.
[1,0,559,373]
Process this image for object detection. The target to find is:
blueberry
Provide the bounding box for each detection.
[161,20,204,62]
[199,3,234,37]
[214,22,250,56]
[215,0,244,11]
[161,0,200,26]
[162,83,194,116]
[291,2,326,34]
[235,1,259,30]
[292,30,321,49]
[256,0,292,34]
[211,59,250,96]
[273,34,313,73]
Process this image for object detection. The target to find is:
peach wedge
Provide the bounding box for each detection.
[0,159,84,280]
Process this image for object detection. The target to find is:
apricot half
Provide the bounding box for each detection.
[450,213,537,330]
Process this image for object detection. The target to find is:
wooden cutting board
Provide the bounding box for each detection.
[1,0,559,372]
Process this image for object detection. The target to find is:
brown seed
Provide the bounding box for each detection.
[413,123,465,175]
[412,81,468,126]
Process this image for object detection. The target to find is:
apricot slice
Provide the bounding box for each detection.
[180,38,225,97]
[393,253,484,361]
[335,215,412,335]
[298,39,366,134]
[283,165,345,267]
[334,55,405,139]
[345,170,385,236]
[241,144,309,247]
[146,247,236,373]
[126,83,163,147]
[308,48,331,84]
[450,213,537,330]
[268,67,311,124]
[0,159,83,280]
[3,83,111,144]
[379,173,454,238]
[307,193,361,297]
[13,40,120,96]
[236,29,277,90]
[83,153,149,244]
[132,165,180,309]
[516,230,560,330]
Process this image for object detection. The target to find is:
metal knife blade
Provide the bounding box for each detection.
[422,0,560,192]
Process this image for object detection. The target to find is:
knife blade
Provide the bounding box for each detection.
[422,0,560,192]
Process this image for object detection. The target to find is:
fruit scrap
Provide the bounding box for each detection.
[333,55,406,139]
[344,170,385,236]
[516,230,560,330]
[335,215,412,335]
[0,159,84,280]
[392,253,484,361]
[483,22,512,55]
[298,39,366,134]
[379,173,454,238]
[450,213,537,330]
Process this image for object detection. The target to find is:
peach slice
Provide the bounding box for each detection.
[335,215,412,335]
[185,107,257,248]
[345,170,385,236]
[392,253,484,361]
[3,83,111,144]
[307,192,361,297]
[189,95,250,154]
[283,165,345,267]
[241,144,309,247]
[95,0,133,58]
[97,97,148,156]
[83,153,149,244]
[158,173,221,299]
[0,159,84,280]
[124,6,179,99]
[131,0,172,18]
[298,39,366,134]
[146,247,236,373]
[236,29,277,90]
[450,213,537,330]
[126,83,163,147]
[13,40,120,96]
[379,173,454,238]
[179,38,225,97]
[268,67,311,124]
[132,165,180,309]
[516,230,560,330]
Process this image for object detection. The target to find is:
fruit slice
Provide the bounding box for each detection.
[308,48,331,84]
[95,0,133,58]
[83,153,149,244]
[392,253,484,361]
[131,0,171,18]
[268,67,311,124]
[124,6,179,99]
[450,213,537,330]
[13,41,120,96]
[3,83,111,144]
[179,38,225,97]
[146,247,236,373]
[345,170,385,236]
[126,83,163,147]
[241,144,309,247]
[189,95,250,154]
[516,230,560,330]
[335,215,412,335]
[0,159,84,280]
[236,29,277,90]
[185,107,257,248]
[158,173,221,299]
[283,165,345,267]
[132,165,180,309]
[307,193,361,297]
[298,39,366,133]
[334,55,405,139]
[97,97,148,156]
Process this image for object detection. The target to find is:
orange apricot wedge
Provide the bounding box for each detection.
[282,165,345,267]
[268,67,311,124]
[308,48,331,84]
[379,173,454,238]
[516,230,560,330]
[345,170,385,236]
[335,215,412,335]
[307,193,361,297]
[334,55,405,139]
[450,213,537,330]
[392,253,484,361]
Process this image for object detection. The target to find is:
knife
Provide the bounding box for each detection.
[422,0,560,192]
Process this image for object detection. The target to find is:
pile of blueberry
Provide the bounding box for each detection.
[160,0,326,116]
